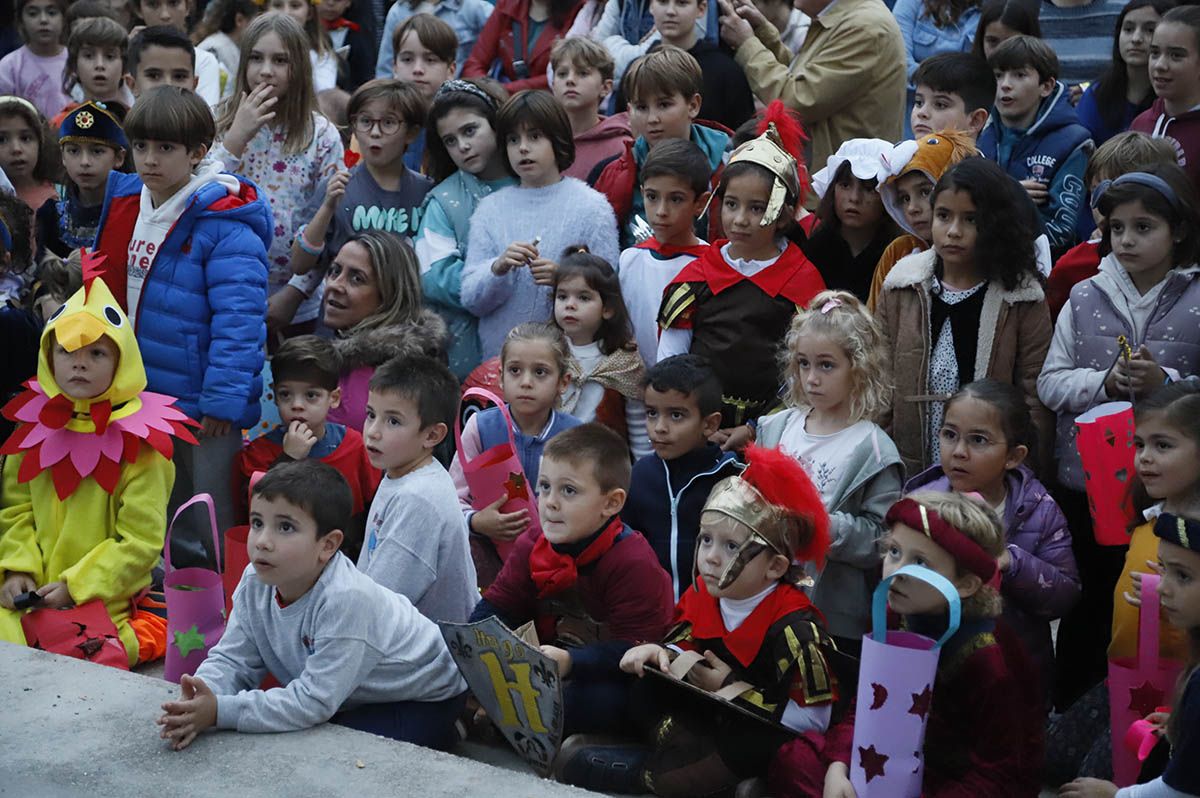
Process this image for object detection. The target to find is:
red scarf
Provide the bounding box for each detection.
[676,578,818,667]
[529,517,624,599]
[321,16,360,31]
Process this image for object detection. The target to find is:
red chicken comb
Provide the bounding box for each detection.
[80,248,107,300]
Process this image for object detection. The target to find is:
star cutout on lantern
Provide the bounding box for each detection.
[503,472,527,502]
[858,745,889,783]
[173,624,207,657]
[908,684,933,720]
[1128,680,1165,718]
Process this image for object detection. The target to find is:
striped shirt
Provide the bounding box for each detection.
[1038,0,1127,87]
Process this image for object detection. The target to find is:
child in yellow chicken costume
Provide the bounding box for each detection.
[0,264,197,666]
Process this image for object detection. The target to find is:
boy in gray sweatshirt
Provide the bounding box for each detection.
[156,460,467,751]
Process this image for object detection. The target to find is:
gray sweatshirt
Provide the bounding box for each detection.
[197,553,466,733]
[357,460,478,623]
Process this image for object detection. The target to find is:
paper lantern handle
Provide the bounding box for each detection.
[871,564,962,648]
[163,493,221,575]
[455,386,521,468]
[1137,573,1162,671]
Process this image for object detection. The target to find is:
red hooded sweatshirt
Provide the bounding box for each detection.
[1132,98,1200,192]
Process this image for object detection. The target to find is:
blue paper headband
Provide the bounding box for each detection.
[1090,171,1180,212]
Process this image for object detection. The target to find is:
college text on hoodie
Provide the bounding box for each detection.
[977,81,1093,255]
[92,167,272,431]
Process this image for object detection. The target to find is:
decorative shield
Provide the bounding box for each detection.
[439,618,563,775]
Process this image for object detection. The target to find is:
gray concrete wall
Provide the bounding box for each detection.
[0,642,600,798]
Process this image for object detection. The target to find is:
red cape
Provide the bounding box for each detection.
[667,240,825,306]
[676,579,819,668]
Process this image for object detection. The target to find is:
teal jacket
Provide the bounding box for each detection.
[415,170,516,379]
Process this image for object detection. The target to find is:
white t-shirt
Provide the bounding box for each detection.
[778,408,875,504]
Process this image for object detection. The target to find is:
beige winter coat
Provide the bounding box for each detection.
[876,249,1055,478]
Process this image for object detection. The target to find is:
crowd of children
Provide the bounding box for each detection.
[2,0,1200,796]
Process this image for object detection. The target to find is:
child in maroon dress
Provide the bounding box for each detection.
[777,491,1044,798]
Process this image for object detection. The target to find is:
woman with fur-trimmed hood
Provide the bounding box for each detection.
[322,231,449,432]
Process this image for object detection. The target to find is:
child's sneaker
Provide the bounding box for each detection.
[553,734,649,793]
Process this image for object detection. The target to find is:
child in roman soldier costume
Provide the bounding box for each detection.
[655,102,826,433]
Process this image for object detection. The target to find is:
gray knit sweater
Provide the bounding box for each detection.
[462,177,619,358]
[198,553,465,733]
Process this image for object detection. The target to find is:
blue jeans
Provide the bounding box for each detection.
[332,691,468,750]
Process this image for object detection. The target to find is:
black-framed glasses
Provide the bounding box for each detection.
[352,115,403,135]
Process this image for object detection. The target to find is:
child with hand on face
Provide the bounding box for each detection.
[358,355,477,624]
[1060,511,1200,798]
[907,379,1080,699]
[232,336,380,550]
[797,492,1044,798]
[0,276,196,667]
[157,460,469,751]
[558,446,839,795]
[738,291,903,655]
[212,12,343,336]
[622,355,741,601]
[461,90,619,360]
[449,322,582,585]
[657,102,825,443]
[470,423,674,739]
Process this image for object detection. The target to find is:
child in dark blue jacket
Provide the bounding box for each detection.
[978,35,1092,257]
[622,354,741,600]
[92,86,271,561]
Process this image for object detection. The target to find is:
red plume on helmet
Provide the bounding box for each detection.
[740,444,830,567]
[757,100,809,206]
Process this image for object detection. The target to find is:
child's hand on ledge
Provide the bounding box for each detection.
[158,674,218,751]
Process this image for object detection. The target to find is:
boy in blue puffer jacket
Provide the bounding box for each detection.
[92,86,271,561]
[978,35,1093,258]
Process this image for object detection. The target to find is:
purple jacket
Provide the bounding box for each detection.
[905,463,1080,699]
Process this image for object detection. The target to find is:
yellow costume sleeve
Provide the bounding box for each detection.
[0,455,46,583]
[60,448,174,605]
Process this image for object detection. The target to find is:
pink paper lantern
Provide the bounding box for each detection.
[1075,402,1136,546]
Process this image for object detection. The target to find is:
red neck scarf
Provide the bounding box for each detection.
[529,517,624,599]
[677,578,817,667]
[321,16,360,31]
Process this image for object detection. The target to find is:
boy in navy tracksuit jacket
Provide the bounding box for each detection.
[91,87,271,562]
[621,355,742,599]
[978,35,1092,257]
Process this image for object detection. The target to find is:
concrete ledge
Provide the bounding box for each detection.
[0,642,600,798]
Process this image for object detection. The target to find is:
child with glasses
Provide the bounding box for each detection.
[291,79,433,279]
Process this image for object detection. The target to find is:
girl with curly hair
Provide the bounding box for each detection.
[876,157,1054,479]
[745,289,904,655]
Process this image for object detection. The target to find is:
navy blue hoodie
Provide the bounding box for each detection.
[622,444,742,600]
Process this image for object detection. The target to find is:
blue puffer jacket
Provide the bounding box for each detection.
[92,167,272,429]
